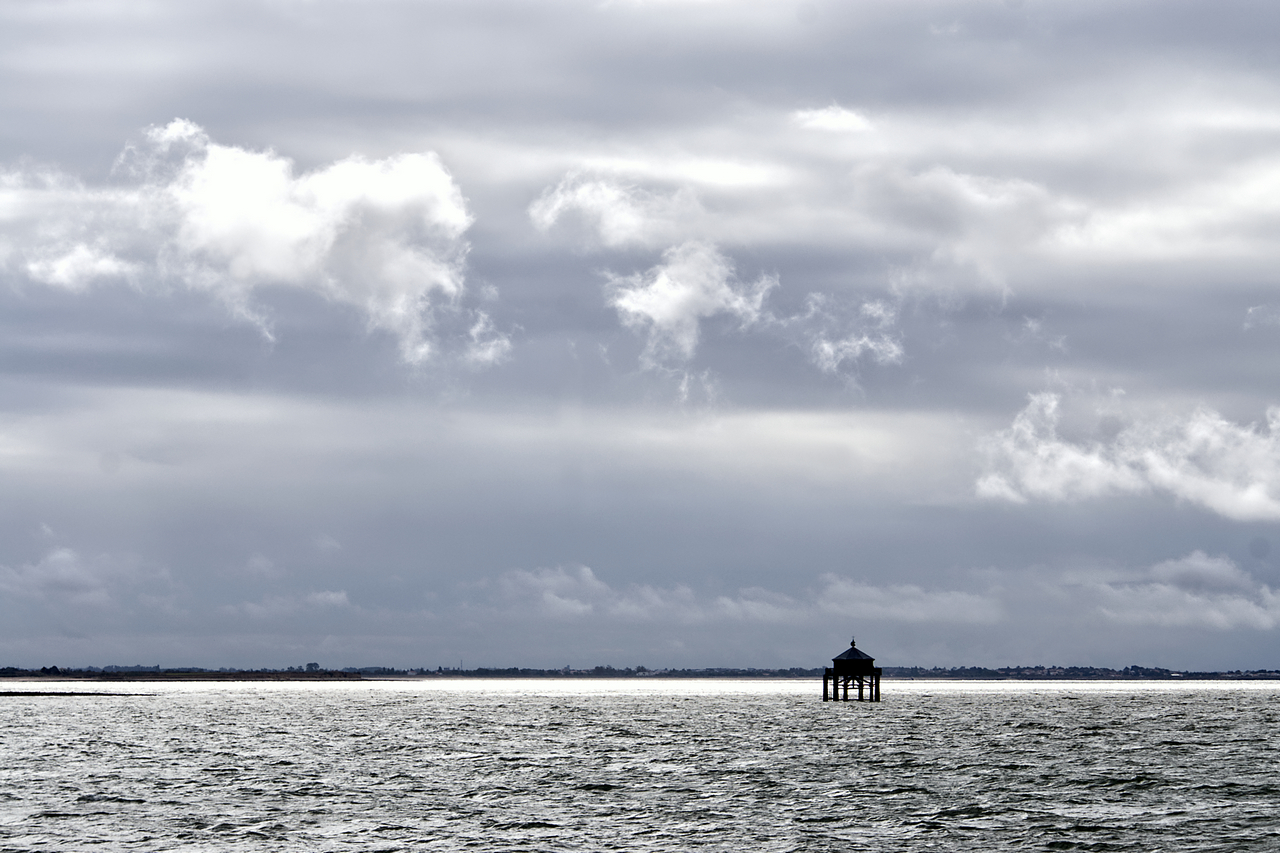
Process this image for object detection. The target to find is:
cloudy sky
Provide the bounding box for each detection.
[3,0,1280,671]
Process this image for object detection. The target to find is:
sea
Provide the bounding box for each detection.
[1,679,1277,851]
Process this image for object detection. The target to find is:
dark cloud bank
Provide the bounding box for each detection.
[2,0,1280,671]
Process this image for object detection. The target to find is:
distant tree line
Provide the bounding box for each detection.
[414,666,829,678]
[0,666,359,681]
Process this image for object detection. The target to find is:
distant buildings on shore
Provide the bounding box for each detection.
[4,663,1280,680]
[882,665,1280,680]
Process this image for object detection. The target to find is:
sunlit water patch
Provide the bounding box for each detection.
[1,679,1277,851]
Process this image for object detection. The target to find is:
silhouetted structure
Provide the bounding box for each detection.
[823,638,881,702]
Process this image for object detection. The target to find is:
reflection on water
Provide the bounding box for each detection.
[1,680,1277,851]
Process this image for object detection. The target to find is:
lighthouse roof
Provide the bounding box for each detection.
[832,639,874,663]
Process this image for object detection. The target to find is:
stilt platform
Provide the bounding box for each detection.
[822,667,881,701]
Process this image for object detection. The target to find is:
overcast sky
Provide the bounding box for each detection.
[3,0,1280,671]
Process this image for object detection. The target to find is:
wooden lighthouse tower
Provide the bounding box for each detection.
[823,638,881,702]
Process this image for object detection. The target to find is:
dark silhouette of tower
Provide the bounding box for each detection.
[823,637,881,702]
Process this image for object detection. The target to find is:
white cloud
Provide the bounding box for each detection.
[979,393,1280,520]
[792,105,873,133]
[786,294,904,375]
[608,241,776,366]
[3,120,476,362]
[976,393,1146,503]
[532,173,908,377]
[528,173,702,247]
[810,334,904,374]
[462,311,513,367]
[26,244,137,291]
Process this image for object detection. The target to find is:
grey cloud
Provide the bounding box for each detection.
[0,547,178,620]
[1149,551,1255,593]
[1093,551,1280,631]
[0,548,117,606]
[1244,304,1280,330]
[5,0,1280,670]
[816,576,1002,625]
[488,564,1000,627]
[224,589,352,621]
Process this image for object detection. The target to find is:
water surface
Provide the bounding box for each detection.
[1,679,1276,851]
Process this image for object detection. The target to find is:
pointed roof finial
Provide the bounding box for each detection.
[850,636,856,648]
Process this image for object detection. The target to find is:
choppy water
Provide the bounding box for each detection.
[1,679,1277,851]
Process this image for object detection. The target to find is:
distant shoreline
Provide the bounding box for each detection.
[4,665,1280,682]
